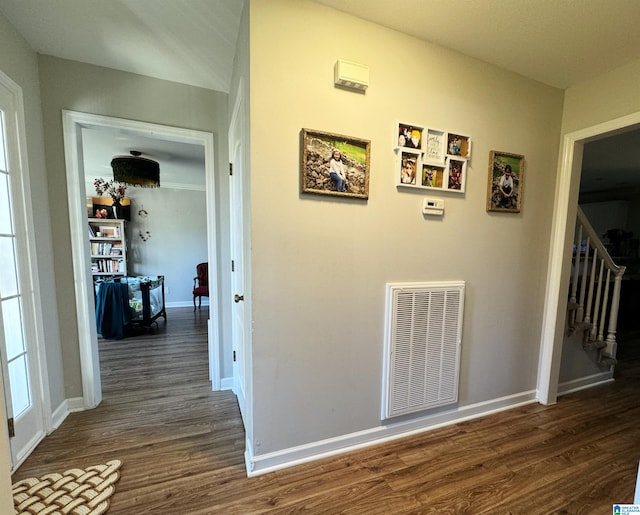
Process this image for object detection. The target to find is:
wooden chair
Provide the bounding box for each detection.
[192,262,209,310]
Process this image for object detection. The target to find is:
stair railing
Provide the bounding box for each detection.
[568,206,626,365]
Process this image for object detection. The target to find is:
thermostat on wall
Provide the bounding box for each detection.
[422,198,444,216]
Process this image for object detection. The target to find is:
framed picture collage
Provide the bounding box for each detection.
[395,122,471,194]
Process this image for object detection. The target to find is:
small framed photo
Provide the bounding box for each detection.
[486,151,524,213]
[421,163,445,188]
[98,226,118,238]
[446,133,471,159]
[396,122,424,150]
[446,158,467,192]
[301,128,371,199]
[425,128,446,164]
[398,151,420,186]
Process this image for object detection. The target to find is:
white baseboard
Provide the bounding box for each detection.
[220,377,234,390]
[165,300,210,308]
[50,397,84,433]
[247,390,537,476]
[557,371,614,396]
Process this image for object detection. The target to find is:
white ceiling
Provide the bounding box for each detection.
[81,127,206,191]
[0,0,243,93]
[1,0,639,93]
[1,0,639,192]
[313,0,640,90]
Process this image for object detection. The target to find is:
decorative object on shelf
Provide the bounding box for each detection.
[111,150,160,188]
[486,150,525,213]
[300,128,370,199]
[94,177,127,203]
[93,178,131,219]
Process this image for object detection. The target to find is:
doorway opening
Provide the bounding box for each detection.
[538,111,640,404]
[62,111,221,408]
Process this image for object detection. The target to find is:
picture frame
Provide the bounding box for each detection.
[421,163,445,188]
[424,128,446,164]
[98,226,118,238]
[486,150,525,213]
[446,157,467,192]
[398,151,420,186]
[396,122,424,151]
[446,132,471,159]
[301,128,371,199]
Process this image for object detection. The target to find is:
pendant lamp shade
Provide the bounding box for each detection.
[111,150,160,187]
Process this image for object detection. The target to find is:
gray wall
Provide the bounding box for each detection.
[86,183,208,306]
[0,9,64,507]
[37,55,232,396]
[249,0,564,455]
[0,14,65,417]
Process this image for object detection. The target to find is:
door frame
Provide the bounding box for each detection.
[62,110,221,408]
[0,68,50,469]
[537,111,640,405]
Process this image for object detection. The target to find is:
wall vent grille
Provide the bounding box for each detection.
[382,281,465,419]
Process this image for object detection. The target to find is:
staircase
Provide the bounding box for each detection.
[567,206,626,367]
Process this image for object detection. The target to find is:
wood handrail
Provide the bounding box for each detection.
[576,206,624,275]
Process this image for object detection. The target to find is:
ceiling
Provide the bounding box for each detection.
[0,0,639,192]
[81,127,206,190]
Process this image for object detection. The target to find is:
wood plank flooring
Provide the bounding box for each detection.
[14,307,640,514]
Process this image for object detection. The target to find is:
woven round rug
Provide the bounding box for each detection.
[12,459,122,515]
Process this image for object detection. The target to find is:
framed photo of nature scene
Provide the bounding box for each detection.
[486,150,525,213]
[301,128,371,199]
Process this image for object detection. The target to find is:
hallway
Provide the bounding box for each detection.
[12,307,640,513]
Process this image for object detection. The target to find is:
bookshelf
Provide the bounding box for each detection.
[88,218,127,278]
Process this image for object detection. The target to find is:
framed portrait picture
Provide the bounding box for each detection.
[398,151,420,186]
[446,158,467,192]
[396,122,424,151]
[446,133,471,160]
[486,151,525,213]
[301,128,371,199]
[421,163,445,188]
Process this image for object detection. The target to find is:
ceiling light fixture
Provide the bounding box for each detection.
[111,150,160,188]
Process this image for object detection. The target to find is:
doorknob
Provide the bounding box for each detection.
[234,294,244,303]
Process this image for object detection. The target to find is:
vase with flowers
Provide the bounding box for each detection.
[94,178,127,219]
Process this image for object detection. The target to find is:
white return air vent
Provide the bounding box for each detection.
[382,281,465,420]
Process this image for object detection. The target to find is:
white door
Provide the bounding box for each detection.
[229,93,247,419]
[0,74,45,469]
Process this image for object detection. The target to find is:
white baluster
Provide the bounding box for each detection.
[598,268,611,342]
[584,247,598,324]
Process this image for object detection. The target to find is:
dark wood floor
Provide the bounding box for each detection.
[14,307,640,514]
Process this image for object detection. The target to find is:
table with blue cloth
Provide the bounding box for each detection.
[95,281,131,339]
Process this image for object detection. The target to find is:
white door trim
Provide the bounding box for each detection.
[537,111,640,405]
[62,110,221,407]
[0,68,50,468]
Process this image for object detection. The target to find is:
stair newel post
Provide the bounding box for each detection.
[576,236,590,323]
[604,268,625,357]
[584,246,598,324]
